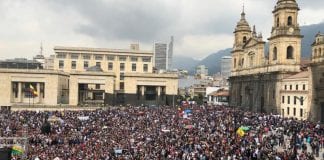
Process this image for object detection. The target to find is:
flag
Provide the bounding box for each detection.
[33,90,38,96]
[29,84,34,90]
[236,127,245,137]
[12,145,24,155]
[29,84,38,97]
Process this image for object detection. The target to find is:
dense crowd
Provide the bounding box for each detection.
[0,105,324,160]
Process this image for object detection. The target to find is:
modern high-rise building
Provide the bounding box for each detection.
[195,65,208,79]
[154,36,174,71]
[168,36,174,70]
[154,43,167,70]
[221,56,232,78]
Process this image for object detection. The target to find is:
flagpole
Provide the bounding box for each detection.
[28,92,30,108]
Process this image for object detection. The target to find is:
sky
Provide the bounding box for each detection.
[0,0,324,60]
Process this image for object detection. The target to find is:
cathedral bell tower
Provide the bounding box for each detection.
[268,0,303,68]
[233,8,252,49]
[232,7,252,71]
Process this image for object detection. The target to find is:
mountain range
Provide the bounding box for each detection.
[173,22,324,75]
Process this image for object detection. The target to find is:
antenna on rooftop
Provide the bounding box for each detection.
[40,41,43,55]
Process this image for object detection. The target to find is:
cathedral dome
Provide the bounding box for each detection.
[234,12,251,33]
[273,0,299,12]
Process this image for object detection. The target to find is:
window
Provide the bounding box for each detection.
[243,36,247,43]
[234,58,237,68]
[296,85,298,90]
[249,56,254,67]
[95,84,100,90]
[107,55,115,61]
[315,49,318,57]
[59,60,64,69]
[71,61,76,69]
[293,108,296,116]
[120,82,125,90]
[131,57,138,62]
[285,85,287,90]
[56,53,66,59]
[83,55,91,60]
[142,57,151,62]
[277,17,280,27]
[40,83,45,98]
[132,63,136,71]
[281,109,284,115]
[95,55,103,60]
[241,58,244,66]
[119,56,127,61]
[12,82,18,98]
[320,48,322,55]
[290,85,292,90]
[288,96,290,104]
[287,46,294,59]
[120,73,124,80]
[300,109,303,117]
[294,96,297,105]
[287,16,292,26]
[24,83,37,98]
[120,63,125,71]
[301,97,304,106]
[143,64,148,72]
[96,62,101,68]
[287,107,290,115]
[303,84,306,90]
[71,54,79,59]
[273,47,277,60]
[84,61,89,69]
[282,96,285,103]
[108,62,113,70]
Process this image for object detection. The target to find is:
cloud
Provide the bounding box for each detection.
[0,0,323,60]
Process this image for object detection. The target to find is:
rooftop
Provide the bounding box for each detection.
[54,46,153,55]
[284,71,309,79]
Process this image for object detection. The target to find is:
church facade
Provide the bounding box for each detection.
[229,0,303,114]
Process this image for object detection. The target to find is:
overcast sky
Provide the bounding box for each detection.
[0,0,323,60]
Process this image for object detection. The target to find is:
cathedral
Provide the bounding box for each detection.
[229,0,324,122]
[229,0,304,114]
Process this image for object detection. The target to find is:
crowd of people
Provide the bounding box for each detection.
[0,105,324,160]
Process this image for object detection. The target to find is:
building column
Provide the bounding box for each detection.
[157,86,161,96]
[141,86,145,96]
[37,83,41,103]
[18,82,22,103]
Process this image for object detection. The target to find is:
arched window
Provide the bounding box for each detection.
[287,46,294,59]
[277,17,280,27]
[234,58,237,68]
[241,58,244,66]
[273,47,278,60]
[319,48,322,55]
[314,49,318,57]
[287,16,292,26]
[243,36,247,43]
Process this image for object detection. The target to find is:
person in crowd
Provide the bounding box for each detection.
[0,105,322,160]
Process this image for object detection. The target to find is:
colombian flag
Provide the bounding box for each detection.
[29,84,38,97]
